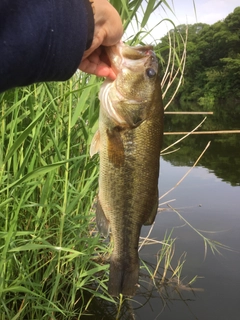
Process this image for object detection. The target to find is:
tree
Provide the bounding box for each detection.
[158,7,240,101]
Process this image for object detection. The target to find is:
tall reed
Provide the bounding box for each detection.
[0,75,114,318]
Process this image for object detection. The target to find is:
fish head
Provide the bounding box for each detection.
[105,42,160,103]
[98,42,162,130]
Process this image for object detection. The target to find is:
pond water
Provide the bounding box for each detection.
[136,158,240,320]
[84,101,240,319]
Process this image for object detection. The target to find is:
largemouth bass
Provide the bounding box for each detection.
[90,42,164,297]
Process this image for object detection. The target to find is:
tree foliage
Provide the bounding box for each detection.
[158,6,240,103]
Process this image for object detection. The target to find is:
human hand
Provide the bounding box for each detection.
[79,0,123,80]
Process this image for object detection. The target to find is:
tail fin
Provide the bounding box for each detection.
[108,256,139,297]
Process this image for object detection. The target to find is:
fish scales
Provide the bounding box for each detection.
[90,42,164,296]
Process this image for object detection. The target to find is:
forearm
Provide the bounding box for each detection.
[0,0,94,93]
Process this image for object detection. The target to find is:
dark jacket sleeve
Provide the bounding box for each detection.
[0,0,94,93]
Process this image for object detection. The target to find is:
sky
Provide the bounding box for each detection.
[165,0,239,26]
[124,0,239,42]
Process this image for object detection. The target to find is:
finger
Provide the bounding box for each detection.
[81,43,102,62]
[95,64,116,79]
[79,58,116,80]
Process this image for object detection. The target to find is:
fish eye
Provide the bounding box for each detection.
[146,68,156,78]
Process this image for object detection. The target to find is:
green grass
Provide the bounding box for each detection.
[0,76,117,318]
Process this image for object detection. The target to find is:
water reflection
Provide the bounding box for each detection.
[163,101,240,186]
[151,159,240,320]
[81,263,201,320]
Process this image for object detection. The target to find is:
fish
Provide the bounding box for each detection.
[90,42,164,297]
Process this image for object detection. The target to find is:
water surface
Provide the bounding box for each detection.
[137,157,240,320]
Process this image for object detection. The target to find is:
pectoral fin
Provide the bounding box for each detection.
[96,199,110,237]
[90,129,100,157]
[144,189,159,225]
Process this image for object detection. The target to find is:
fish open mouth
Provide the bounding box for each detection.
[105,42,156,76]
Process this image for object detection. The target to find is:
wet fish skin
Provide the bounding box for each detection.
[90,42,164,296]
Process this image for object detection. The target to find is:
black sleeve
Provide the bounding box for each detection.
[0,0,94,93]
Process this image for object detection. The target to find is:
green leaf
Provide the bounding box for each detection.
[0,157,85,194]
[3,106,47,164]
